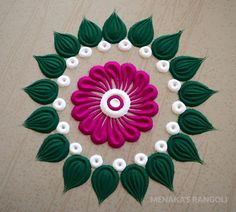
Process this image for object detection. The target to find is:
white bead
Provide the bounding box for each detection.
[139,46,152,58]
[56,121,70,134]
[52,98,66,111]
[70,142,82,155]
[112,158,126,172]
[134,153,148,167]
[90,154,103,168]
[172,100,186,115]
[57,75,71,87]
[166,122,180,135]
[168,79,181,92]
[156,60,170,73]
[155,140,167,153]
[79,47,92,58]
[118,39,132,51]
[97,40,111,52]
[66,57,79,69]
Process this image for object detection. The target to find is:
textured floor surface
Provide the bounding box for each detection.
[0,0,236,211]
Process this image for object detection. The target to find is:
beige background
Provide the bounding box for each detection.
[0,0,236,211]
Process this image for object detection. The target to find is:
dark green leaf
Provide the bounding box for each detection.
[34,54,66,78]
[54,32,80,58]
[63,155,91,192]
[23,106,59,133]
[169,56,205,81]
[36,134,69,162]
[151,31,182,60]
[178,109,214,135]
[78,18,102,47]
[102,11,127,44]
[24,79,58,104]
[179,81,217,107]
[146,153,174,191]
[167,133,203,163]
[121,164,149,204]
[128,17,154,47]
[91,165,119,204]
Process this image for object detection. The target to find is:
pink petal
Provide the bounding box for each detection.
[123,115,153,132]
[120,63,137,91]
[77,76,107,93]
[91,115,109,144]
[128,71,150,95]
[71,104,100,121]
[131,84,158,103]
[107,118,125,148]
[129,101,159,117]
[71,90,100,105]
[79,110,101,135]
[104,61,122,89]
[117,118,141,142]
[89,65,112,90]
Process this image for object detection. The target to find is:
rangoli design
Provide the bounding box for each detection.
[23,12,216,204]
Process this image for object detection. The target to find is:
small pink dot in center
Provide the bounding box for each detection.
[107,95,124,111]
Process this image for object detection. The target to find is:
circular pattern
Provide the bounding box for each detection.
[100,89,131,118]
[166,121,180,135]
[24,14,215,203]
[172,100,186,115]
[134,153,148,166]
[52,98,66,111]
[156,60,169,73]
[56,121,70,134]
[154,140,167,153]
[90,154,103,168]
[66,57,79,69]
[97,40,111,52]
[57,75,71,87]
[79,47,92,58]
[112,158,126,172]
[118,39,132,51]
[168,79,181,92]
[139,46,152,58]
[70,142,82,155]
[71,61,158,148]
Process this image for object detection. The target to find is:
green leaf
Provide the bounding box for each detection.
[178,109,214,135]
[78,18,102,47]
[54,32,80,58]
[167,133,203,163]
[151,31,182,60]
[36,134,69,162]
[23,106,59,133]
[146,153,174,191]
[169,56,205,81]
[24,79,58,105]
[91,165,119,204]
[128,17,154,47]
[102,11,127,44]
[63,155,91,192]
[179,81,217,107]
[34,54,66,78]
[121,164,149,204]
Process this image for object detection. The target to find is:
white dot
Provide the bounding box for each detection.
[110,98,120,107]
[113,158,126,172]
[70,143,82,155]
[134,153,148,166]
[155,140,167,152]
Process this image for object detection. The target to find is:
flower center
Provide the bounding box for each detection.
[107,95,124,111]
[100,89,130,118]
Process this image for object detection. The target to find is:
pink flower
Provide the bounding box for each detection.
[71,61,159,148]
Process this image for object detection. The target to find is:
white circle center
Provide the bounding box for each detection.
[100,89,130,118]
[110,98,120,107]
